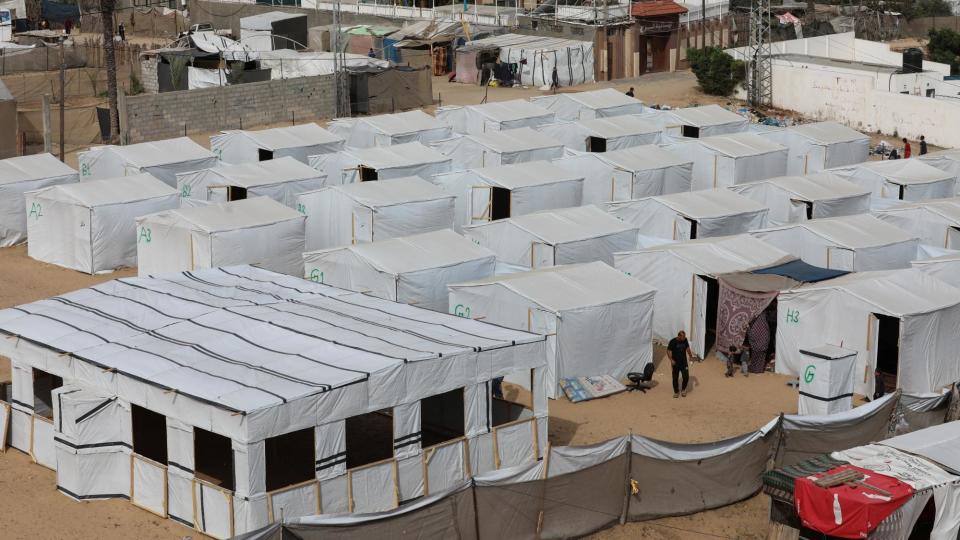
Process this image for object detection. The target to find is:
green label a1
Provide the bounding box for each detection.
[137,226,151,243]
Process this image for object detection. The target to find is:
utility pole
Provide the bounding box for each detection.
[701,0,706,47]
[331,0,349,117]
[42,94,52,154]
[59,35,65,161]
[746,0,772,106]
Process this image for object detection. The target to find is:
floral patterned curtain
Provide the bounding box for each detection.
[716,279,777,353]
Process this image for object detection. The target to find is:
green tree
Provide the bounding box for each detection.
[929,28,960,75]
[687,47,747,97]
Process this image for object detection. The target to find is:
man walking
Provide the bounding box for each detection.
[920,135,928,155]
[667,330,693,398]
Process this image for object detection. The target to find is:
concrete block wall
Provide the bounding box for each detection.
[122,75,336,143]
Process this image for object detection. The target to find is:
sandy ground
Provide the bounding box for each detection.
[0,71,813,539]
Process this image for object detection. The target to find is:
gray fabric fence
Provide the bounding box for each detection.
[234,389,955,540]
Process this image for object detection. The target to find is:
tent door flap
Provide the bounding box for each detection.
[470,186,493,224]
[689,275,709,358]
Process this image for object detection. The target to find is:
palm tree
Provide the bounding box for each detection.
[99,0,120,143]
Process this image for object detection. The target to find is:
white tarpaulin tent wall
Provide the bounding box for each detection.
[297,176,455,250]
[829,160,957,202]
[434,99,555,135]
[0,265,547,537]
[777,121,870,175]
[429,161,584,230]
[775,268,960,396]
[432,128,566,171]
[462,205,639,268]
[536,115,662,153]
[614,235,792,349]
[603,188,769,241]
[553,145,693,204]
[309,142,452,185]
[751,214,920,271]
[25,173,177,274]
[455,34,594,89]
[448,261,655,398]
[918,149,960,180]
[662,104,749,138]
[302,229,497,312]
[912,253,960,288]
[728,173,871,227]
[210,124,344,165]
[681,133,789,190]
[326,110,452,148]
[77,138,218,187]
[0,153,78,247]
[136,197,305,277]
[874,198,960,249]
[529,89,644,121]
[176,157,326,208]
[239,11,306,51]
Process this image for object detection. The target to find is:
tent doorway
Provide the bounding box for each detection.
[872,313,900,388]
[947,226,960,249]
[490,187,511,221]
[704,276,719,355]
[586,136,607,153]
[258,149,274,162]
[359,166,378,182]
[681,125,700,138]
[690,275,720,357]
[227,186,247,202]
[32,368,62,419]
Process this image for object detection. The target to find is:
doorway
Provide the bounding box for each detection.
[586,136,607,153]
[874,314,900,386]
[227,186,247,201]
[681,125,700,138]
[490,187,511,221]
[258,149,274,161]
[359,166,378,182]
[704,276,720,354]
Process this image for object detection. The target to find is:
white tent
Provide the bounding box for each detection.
[662,104,749,138]
[0,153,78,247]
[136,197,305,277]
[456,34,594,88]
[536,114,661,152]
[462,205,639,268]
[210,124,344,165]
[727,173,871,226]
[434,99,555,135]
[297,176,455,251]
[776,121,870,175]
[326,110,452,148]
[751,213,920,271]
[912,252,960,288]
[0,265,547,537]
[553,144,693,203]
[603,188,770,241]
[829,160,957,202]
[302,229,496,312]
[77,138,218,186]
[679,133,789,190]
[239,11,306,50]
[448,261,655,398]
[918,148,960,179]
[874,197,960,249]
[26,173,177,274]
[529,89,644,121]
[430,161,584,229]
[309,142,452,184]
[176,157,326,208]
[432,128,565,171]
[776,268,960,396]
[614,235,792,355]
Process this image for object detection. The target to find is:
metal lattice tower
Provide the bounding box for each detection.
[746,0,772,107]
[332,0,350,117]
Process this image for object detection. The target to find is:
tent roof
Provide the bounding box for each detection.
[720,258,849,292]
[882,420,960,474]
[107,137,216,168]
[575,115,661,138]
[332,176,453,207]
[699,132,786,157]
[556,88,643,110]
[654,188,767,219]
[624,234,792,276]
[755,172,870,201]
[467,127,563,153]
[792,268,960,316]
[788,121,869,144]
[475,160,583,189]
[358,110,447,136]
[845,159,954,186]
[152,196,301,233]
[347,141,449,169]
[0,153,76,185]
[919,148,960,162]
[598,144,692,171]
[451,261,655,312]
[32,173,175,207]
[240,124,343,150]
[240,11,306,30]
[466,99,553,123]
[0,265,542,414]
[888,197,960,224]
[781,213,916,249]
[325,229,495,274]
[668,104,746,127]
[508,205,636,243]
[200,157,322,188]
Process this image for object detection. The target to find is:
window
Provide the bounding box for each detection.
[258,148,274,161]
[265,427,315,491]
[491,371,534,428]
[586,136,607,153]
[132,404,168,464]
[359,166,379,182]
[194,427,235,491]
[227,186,247,201]
[344,409,393,469]
[421,388,464,448]
[681,125,700,138]
[32,368,63,419]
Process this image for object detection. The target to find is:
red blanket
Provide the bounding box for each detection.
[795,465,914,539]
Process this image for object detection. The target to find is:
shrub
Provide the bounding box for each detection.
[928,28,960,75]
[687,47,747,96]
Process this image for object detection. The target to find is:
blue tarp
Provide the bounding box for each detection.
[41,0,80,25]
[753,259,848,283]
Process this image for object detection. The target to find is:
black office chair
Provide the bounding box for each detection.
[626,363,655,393]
